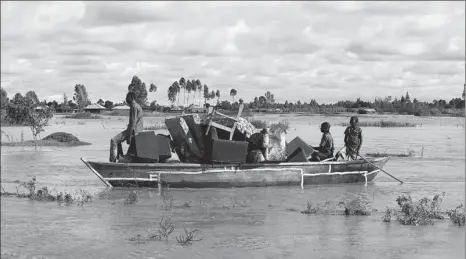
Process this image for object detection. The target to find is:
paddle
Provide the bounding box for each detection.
[355,152,404,184]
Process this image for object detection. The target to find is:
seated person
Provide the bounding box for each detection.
[310,122,334,161]
[246,129,269,163]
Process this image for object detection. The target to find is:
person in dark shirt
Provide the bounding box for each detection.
[310,122,334,161]
[109,92,144,162]
[344,116,363,160]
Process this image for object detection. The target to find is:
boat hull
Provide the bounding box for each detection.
[81,157,389,188]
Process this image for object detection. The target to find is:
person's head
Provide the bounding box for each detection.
[126,92,136,105]
[350,116,359,127]
[320,122,330,133]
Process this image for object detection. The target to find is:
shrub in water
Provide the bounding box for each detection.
[446,204,465,227]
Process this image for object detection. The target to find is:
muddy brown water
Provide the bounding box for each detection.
[1,114,465,259]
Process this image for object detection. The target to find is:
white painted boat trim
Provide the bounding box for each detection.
[81,157,111,187]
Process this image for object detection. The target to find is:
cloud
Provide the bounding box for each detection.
[1,1,464,104]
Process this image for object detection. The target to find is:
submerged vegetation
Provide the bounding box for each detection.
[366,149,416,158]
[63,112,102,119]
[339,120,419,128]
[382,193,448,226]
[0,178,93,206]
[446,204,466,226]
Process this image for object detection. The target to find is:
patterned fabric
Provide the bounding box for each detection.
[344,126,362,150]
[246,150,265,163]
[200,116,259,138]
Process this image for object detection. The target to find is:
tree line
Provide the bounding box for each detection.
[1,77,464,117]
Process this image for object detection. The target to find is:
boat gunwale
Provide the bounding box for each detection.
[81,156,391,168]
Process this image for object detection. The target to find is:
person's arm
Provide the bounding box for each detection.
[357,130,363,154]
[343,128,349,146]
[126,106,136,144]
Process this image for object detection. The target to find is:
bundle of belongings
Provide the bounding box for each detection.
[124,109,330,164]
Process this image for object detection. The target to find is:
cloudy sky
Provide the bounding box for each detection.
[1,1,465,105]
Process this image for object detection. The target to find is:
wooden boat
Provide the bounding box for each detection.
[80,156,390,189]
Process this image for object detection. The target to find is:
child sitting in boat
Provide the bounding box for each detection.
[344,116,363,160]
[309,122,334,161]
[246,129,269,163]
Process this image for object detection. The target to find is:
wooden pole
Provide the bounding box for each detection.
[357,154,404,184]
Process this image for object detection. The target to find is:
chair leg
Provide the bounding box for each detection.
[206,123,211,136]
[229,123,238,140]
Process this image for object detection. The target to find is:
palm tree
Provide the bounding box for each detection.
[188,80,194,106]
[196,79,202,106]
[179,77,186,107]
[230,88,237,103]
[463,83,465,99]
[191,80,197,106]
[203,84,209,106]
[215,90,220,105]
[210,90,216,105]
[173,81,180,106]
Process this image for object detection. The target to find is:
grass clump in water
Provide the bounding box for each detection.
[176,228,203,246]
[146,217,175,241]
[339,120,418,128]
[301,200,321,215]
[124,190,139,204]
[338,197,372,216]
[63,112,101,119]
[366,149,415,158]
[446,204,465,226]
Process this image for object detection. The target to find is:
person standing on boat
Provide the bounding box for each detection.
[310,122,334,161]
[109,92,144,162]
[344,116,363,160]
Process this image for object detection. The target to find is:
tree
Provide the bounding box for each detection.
[73,84,90,111]
[63,93,68,105]
[186,80,192,106]
[179,77,186,106]
[149,100,157,111]
[215,90,220,104]
[127,75,148,106]
[239,98,244,105]
[1,87,8,109]
[104,100,113,110]
[191,80,197,106]
[97,99,104,106]
[25,91,39,105]
[405,92,411,103]
[149,83,157,93]
[463,84,465,99]
[210,90,216,105]
[258,96,267,108]
[168,84,177,105]
[203,84,209,106]
[173,81,180,105]
[230,89,237,103]
[13,93,23,104]
[196,79,202,106]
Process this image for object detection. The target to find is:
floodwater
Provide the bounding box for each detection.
[1,113,465,259]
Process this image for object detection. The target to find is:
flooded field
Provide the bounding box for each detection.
[1,114,465,259]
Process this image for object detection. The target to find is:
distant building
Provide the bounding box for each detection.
[358,108,377,114]
[84,104,106,114]
[112,105,130,111]
[187,105,209,113]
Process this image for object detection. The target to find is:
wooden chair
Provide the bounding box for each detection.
[205,104,244,140]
